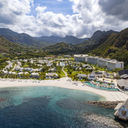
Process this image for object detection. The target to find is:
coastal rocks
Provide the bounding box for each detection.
[56,98,86,110]
[114,99,128,121]
[82,113,123,128]
[87,101,123,109]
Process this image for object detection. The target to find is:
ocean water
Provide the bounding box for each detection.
[0,86,127,128]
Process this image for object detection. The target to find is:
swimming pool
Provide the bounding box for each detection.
[85,82,119,91]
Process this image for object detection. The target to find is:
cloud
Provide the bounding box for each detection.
[35,6,47,13]
[57,0,63,2]
[0,0,128,38]
[99,0,128,21]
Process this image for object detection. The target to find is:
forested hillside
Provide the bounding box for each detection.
[91,28,128,68]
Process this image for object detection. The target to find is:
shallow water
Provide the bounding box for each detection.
[0,86,127,128]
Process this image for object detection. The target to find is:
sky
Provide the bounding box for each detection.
[0,0,128,38]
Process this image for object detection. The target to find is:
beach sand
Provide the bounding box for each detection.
[0,77,127,101]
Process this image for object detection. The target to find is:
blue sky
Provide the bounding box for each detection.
[32,0,73,15]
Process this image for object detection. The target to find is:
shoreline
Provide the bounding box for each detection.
[0,77,128,101]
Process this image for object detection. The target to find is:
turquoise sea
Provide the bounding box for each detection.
[0,86,127,128]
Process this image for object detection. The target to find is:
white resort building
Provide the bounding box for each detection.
[74,54,124,70]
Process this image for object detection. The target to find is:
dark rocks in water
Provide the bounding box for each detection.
[56,98,86,110]
[87,101,123,109]
[82,113,124,128]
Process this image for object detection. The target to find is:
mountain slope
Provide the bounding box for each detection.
[37,35,86,45]
[91,28,128,67]
[74,30,117,53]
[43,42,77,55]
[0,36,25,54]
[0,28,42,47]
[44,30,117,55]
[0,36,47,59]
[0,28,86,47]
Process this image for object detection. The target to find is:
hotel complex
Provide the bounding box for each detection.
[74,54,124,70]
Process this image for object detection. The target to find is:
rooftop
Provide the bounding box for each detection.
[117,79,128,88]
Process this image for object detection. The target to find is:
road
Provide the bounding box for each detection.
[62,67,67,77]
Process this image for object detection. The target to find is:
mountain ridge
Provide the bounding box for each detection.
[91,28,128,68]
[0,28,87,47]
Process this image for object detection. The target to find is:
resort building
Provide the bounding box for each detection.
[120,74,128,79]
[88,72,96,80]
[46,73,58,79]
[31,73,39,78]
[117,79,128,90]
[59,62,66,67]
[77,74,87,80]
[107,60,124,70]
[97,58,108,67]
[74,54,124,70]
[74,54,88,62]
[87,56,98,65]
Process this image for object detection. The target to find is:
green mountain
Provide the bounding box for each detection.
[0,36,26,55]
[44,30,116,54]
[0,28,86,47]
[43,42,76,55]
[1,27,128,68]
[91,28,128,67]
[75,30,117,53]
[0,36,46,59]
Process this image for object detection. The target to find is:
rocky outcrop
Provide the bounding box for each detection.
[114,99,128,121]
[82,113,124,128]
[87,101,123,109]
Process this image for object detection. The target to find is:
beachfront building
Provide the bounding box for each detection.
[46,73,58,79]
[117,79,128,90]
[74,54,124,70]
[31,73,39,78]
[18,72,29,76]
[120,74,128,79]
[2,70,8,75]
[88,72,96,80]
[77,74,87,80]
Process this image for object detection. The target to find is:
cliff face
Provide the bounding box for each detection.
[114,99,128,121]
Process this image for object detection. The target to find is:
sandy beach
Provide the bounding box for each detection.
[0,77,127,101]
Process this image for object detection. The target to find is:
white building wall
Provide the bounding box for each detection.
[87,57,98,65]
[116,62,124,69]
[74,54,124,70]
[97,58,107,67]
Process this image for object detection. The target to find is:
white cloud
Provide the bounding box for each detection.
[35,6,47,13]
[57,0,63,2]
[0,0,128,38]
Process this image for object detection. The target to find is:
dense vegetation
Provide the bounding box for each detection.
[91,28,128,68]
[0,28,86,48]
[43,42,76,55]
[44,30,117,54]
[0,36,47,59]
[1,27,128,68]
